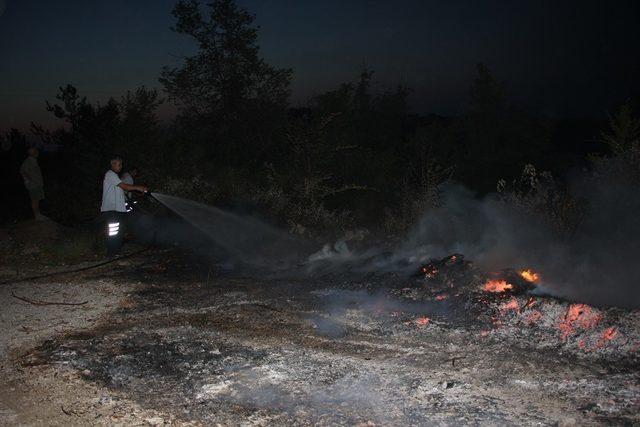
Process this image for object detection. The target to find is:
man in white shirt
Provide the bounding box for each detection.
[101,156,147,257]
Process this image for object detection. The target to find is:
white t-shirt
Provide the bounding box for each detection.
[121,172,134,199]
[121,172,134,186]
[101,170,126,212]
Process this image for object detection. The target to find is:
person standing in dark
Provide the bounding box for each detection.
[121,166,139,201]
[101,156,147,257]
[20,147,46,221]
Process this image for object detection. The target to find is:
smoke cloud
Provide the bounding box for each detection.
[379,181,640,309]
[152,174,640,309]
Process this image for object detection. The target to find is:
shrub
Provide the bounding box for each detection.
[497,164,587,236]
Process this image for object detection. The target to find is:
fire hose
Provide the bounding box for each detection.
[0,246,151,287]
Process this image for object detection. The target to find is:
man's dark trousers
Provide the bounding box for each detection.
[103,211,126,257]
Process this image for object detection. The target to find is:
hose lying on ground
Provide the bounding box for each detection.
[0,247,151,286]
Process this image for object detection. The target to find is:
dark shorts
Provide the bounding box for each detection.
[28,186,44,201]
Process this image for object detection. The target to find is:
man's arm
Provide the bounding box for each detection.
[118,183,148,193]
[21,171,32,183]
[20,162,31,184]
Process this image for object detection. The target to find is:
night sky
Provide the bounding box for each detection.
[1,0,639,131]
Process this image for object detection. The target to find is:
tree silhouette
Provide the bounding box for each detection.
[45,84,86,135]
[159,0,292,168]
[470,63,506,115]
[160,0,291,112]
[460,63,550,192]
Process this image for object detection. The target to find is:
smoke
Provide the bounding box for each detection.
[552,176,640,308]
[368,180,640,309]
[303,173,640,309]
[393,184,558,272]
[198,364,407,424]
[309,289,450,337]
[151,173,640,309]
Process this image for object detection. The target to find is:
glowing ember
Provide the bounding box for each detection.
[520,269,540,283]
[595,327,619,348]
[558,304,602,339]
[500,298,520,313]
[602,327,618,340]
[445,255,459,266]
[525,310,543,325]
[421,265,438,278]
[484,280,513,293]
[415,317,430,326]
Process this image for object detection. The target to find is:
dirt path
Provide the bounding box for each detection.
[0,257,182,426]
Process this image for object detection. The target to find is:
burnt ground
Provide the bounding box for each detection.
[1,247,639,426]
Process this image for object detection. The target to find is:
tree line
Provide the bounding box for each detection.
[2,0,633,236]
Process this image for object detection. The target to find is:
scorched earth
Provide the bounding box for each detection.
[1,248,639,426]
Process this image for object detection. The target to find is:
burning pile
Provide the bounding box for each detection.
[409,256,640,361]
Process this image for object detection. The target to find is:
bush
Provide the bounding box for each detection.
[383,137,453,236]
[497,164,587,236]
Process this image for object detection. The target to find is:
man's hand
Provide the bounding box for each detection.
[117,182,147,193]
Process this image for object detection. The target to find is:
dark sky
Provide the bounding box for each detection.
[1,0,639,131]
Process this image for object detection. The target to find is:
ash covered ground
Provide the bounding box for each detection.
[3,246,638,426]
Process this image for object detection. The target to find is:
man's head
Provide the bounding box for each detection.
[28,147,39,158]
[110,155,123,173]
[129,166,139,178]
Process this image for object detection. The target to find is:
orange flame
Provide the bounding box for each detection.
[520,269,540,283]
[484,280,513,293]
